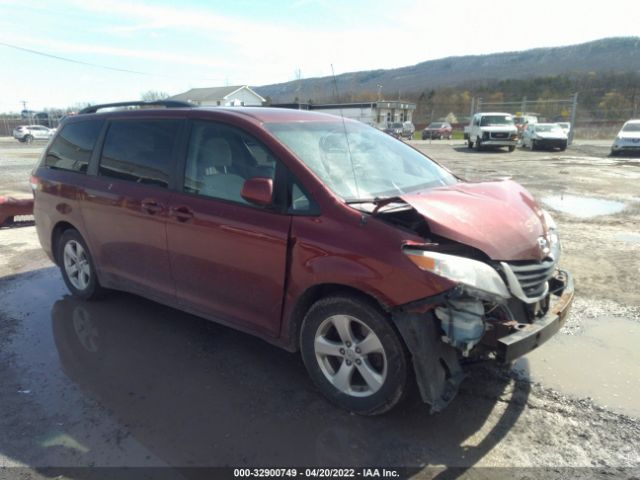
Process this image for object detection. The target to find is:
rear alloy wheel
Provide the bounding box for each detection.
[58,229,104,300]
[300,295,409,415]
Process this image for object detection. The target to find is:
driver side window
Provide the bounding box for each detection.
[184,121,276,204]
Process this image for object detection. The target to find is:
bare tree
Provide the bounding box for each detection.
[140,90,170,102]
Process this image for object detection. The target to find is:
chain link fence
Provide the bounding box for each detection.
[412,94,639,141]
[0,112,66,136]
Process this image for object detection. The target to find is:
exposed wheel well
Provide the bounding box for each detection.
[286,283,388,352]
[51,221,77,265]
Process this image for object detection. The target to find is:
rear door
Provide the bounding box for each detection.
[81,118,184,301]
[166,120,291,337]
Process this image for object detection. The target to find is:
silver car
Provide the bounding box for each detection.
[12,125,56,143]
[521,123,568,151]
[611,120,640,156]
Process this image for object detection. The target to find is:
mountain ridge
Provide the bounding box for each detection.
[254,37,640,103]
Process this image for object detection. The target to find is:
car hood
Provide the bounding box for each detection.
[479,126,517,133]
[401,180,548,261]
[617,131,640,140]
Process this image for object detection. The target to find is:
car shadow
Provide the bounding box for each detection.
[451,146,514,154]
[0,268,531,477]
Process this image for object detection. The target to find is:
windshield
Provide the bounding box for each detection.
[622,123,640,132]
[480,115,514,126]
[535,125,563,132]
[265,121,457,201]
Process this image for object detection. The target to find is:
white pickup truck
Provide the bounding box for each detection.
[466,112,518,152]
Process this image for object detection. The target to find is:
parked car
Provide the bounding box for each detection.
[556,122,571,136]
[32,101,574,415]
[466,112,518,152]
[422,122,452,140]
[521,123,568,151]
[610,119,640,156]
[12,125,56,143]
[401,121,415,139]
[383,122,403,138]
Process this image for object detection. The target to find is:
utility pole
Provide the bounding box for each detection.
[568,92,578,145]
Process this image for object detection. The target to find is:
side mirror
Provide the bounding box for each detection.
[241,177,273,206]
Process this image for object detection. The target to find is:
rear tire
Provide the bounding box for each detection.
[57,229,105,300]
[300,295,409,415]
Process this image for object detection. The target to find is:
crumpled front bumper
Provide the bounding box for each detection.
[495,269,574,363]
[391,269,574,413]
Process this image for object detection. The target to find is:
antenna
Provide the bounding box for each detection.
[330,64,360,200]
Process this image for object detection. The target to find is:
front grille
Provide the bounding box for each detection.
[507,258,556,299]
[491,132,508,139]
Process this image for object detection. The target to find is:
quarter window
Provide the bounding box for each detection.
[45,120,103,173]
[99,120,181,188]
[184,121,276,204]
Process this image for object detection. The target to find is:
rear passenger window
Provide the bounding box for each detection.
[184,121,276,204]
[46,121,103,172]
[99,120,181,188]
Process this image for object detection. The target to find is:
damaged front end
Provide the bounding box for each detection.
[382,205,574,413]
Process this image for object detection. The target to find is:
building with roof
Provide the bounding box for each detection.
[273,101,416,129]
[170,85,265,107]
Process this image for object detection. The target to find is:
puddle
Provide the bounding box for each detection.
[512,315,640,417]
[542,194,626,218]
[615,232,640,244]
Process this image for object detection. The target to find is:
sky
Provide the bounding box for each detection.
[0,0,638,111]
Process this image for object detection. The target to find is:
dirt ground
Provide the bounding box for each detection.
[1,136,639,478]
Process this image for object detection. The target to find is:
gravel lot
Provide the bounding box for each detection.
[1,136,639,477]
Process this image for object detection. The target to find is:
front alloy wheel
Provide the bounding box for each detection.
[300,295,409,415]
[314,315,387,397]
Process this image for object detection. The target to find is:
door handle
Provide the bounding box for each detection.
[170,205,194,222]
[141,199,164,215]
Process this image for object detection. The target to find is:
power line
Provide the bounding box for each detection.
[0,40,223,82]
[0,40,161,76]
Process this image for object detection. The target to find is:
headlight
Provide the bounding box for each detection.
[404,249,510,300]
[542,209,561,256]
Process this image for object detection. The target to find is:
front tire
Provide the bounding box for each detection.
[467,139,474,148]
[57,229,104,300]
[474,137,482,151]
[300,295,409,415]
[508,145,516,152]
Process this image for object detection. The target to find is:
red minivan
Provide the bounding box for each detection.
[32,101,574,415]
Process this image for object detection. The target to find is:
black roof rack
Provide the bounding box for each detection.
[78,100,192,114]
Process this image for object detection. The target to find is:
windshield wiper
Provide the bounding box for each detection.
[345,196,407,214]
